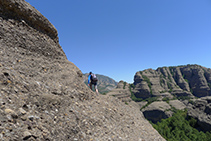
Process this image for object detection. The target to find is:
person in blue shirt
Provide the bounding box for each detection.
[88,72,99,95]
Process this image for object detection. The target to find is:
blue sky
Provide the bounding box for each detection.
[25,0,211,83]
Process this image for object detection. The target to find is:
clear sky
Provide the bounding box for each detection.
[25,0,211,83]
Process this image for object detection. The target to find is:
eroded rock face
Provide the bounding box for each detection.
[0,0,165,140]
[181,66,210,97]
[0,0,65,59]
[187,96,211,132]
[142,101,173,123]
[142,100,186,123]
[0,0,59,43]
[169,100,186,110]
[107,81,132,103]
[134,65,211,126]
[133,72,151,99]
[133,65,211,99]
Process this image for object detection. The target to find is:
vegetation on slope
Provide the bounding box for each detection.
[152,110,211,141]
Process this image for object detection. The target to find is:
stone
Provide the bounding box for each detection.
[23,131,32,140]
[169,100,186,110]
[19,108,26,115]
[142,101,172,123]
[5,109,15,114]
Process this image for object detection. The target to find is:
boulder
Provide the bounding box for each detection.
[169,100,186,110]
[142,101,173,123]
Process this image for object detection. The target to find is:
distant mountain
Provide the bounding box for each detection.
[84,73,118,94]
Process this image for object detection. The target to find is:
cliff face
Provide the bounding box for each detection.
[133,65,211,130]
[187,96,211,132]
[133,65,211,99]
[0,0,165,140]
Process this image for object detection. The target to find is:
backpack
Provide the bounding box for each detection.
[91,74,98,82]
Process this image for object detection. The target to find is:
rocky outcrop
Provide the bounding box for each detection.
[169,100,186,110]
[181,66,210,97]
[133,65,211,99]
[187,96,211,132]
[0,0,65,60]
[0,0,59,43]
[142,100,186,123]
[133,71,152,99]
[107,81,132,103]
[0,0,165,140]
[134,65,211,126]
[142,101,173,123]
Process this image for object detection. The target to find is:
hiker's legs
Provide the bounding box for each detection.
[89,83,92,90]
[94,84,99,95]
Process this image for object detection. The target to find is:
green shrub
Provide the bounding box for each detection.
[208,83,211,88]
[130,83,135,89]
[123,81,126,89]
[130,91,143,102]
[185,79,189,83]
[177,96,192,101]
[162,97,170,103]
[129,85,143,102]
[140,97,158,110]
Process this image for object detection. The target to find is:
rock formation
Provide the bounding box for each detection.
[0,0,165,140]
[187,96,211,132]
[142,101,173,123]
[107,81,132,103]
[131,65,211,128]
[133,65,211,99]
[141,100,186,123]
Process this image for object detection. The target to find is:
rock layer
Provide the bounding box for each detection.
[133,65,211,99]
[107,81,132,103]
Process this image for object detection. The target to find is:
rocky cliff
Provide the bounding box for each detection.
[187,96,211,132]
[0,0,165,140]
[133,65,211,99]
[132,65,211,131]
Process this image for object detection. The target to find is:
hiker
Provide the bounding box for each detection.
[88,72,99,95]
